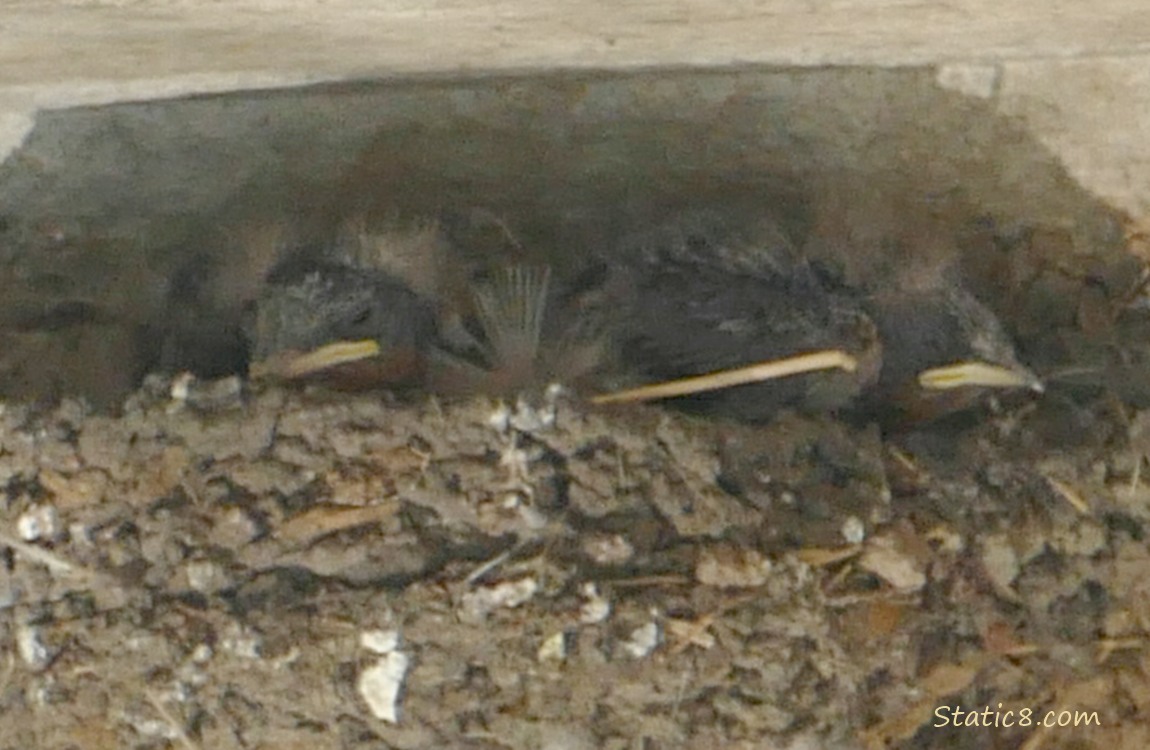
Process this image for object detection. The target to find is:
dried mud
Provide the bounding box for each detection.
[2,370,1149,750]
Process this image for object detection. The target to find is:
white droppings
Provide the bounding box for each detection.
[487,402,512,432]
[220,622,263,659]
[123,715,181,742]
[360,629,401,655]
[581,534,634,565]
[578,583,611,625]
[166,372,197,414]
[508,396,556,433]
[357,651,410,724]
[488,394,561,434]
[621,621,660,659]
[169,372,194,404]
[460,578,538,622]
[16,623,51,669]
[840,515,866,545]
[17,504,61,542]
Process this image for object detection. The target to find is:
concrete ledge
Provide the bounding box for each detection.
[5,1,1150,215]
[6,0,1150,93]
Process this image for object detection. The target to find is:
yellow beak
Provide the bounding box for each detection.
[916,361,1044,393]
[250,339,382,380]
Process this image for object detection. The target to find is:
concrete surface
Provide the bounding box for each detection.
[3,0,1150,217]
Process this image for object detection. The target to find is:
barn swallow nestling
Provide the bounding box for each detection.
[245,208,1041,430]
[593,212,884,420]
[855,270,1045,427]
[247,219,464,388]
[799,180,1045,427]
[247,260,438,389]
[591,210,1043,428]
[246,220,608,395]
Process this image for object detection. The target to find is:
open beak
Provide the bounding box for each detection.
[591,349,859,405]
[250,339,382,380]
[916,360,1045,393]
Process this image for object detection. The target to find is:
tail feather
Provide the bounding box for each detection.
[472,266,552,372]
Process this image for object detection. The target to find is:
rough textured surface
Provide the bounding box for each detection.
[2,373,1150,749]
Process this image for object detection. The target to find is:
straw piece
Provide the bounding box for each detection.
[591,349,858,405]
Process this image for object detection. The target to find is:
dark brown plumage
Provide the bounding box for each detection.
[247,260,437,388]
[245,208,1041,429]
[246,225,605,395]
[800,179,1043,426]
[609,212,883,420]
[857,274,1043,426]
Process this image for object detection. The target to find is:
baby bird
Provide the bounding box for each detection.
[804,181,1044,427]
[857,268,1044,427]
[245,206,1041,430]
[247,217,606,395]
[600,211,883,421]
[247,259,438,389]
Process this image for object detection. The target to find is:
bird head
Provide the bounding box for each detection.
[247,262,436,385]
